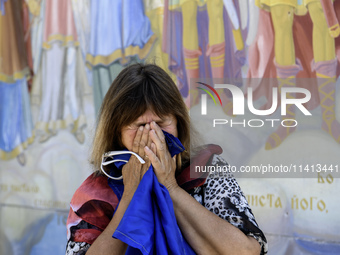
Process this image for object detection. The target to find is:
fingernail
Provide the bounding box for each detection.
[145,124,150,130]
[145,146,150,151]
[139,126,143,131]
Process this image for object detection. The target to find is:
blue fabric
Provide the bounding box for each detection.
[108,131,196,255]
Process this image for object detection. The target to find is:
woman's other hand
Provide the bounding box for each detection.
[144,121,178,192]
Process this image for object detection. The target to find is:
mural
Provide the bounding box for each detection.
[1,0,340,254]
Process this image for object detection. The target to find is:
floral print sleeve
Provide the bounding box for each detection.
[189,154,268,255]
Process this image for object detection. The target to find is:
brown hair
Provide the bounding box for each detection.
[91,63,194,174]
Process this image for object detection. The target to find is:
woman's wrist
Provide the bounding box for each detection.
[121,191,135,203]
[167,181,181,195]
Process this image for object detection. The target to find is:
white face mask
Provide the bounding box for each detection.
[100,150,145,180]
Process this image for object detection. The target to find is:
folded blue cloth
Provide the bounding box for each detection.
[108,131,196,255]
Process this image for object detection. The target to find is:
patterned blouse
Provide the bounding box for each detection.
[66,155,268,254]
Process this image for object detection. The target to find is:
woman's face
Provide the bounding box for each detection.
[121,109,178,151]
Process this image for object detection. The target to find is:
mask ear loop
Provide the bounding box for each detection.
[100,151,146,180]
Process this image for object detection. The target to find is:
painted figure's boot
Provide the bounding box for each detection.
[265,60,302,150]
[206,41,225,79]
[184,47,202,109]
[206,42,233,116]
[313,58,340,143]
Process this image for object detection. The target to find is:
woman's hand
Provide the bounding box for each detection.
[144,121,178,192]
[122,124,152,199]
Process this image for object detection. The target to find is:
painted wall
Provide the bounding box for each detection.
[1,0,340,254]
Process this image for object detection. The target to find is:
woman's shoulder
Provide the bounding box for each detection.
[67,173,119,245]
[70,173,118,212]
[67,173,119,230]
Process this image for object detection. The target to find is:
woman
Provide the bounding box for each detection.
[66,63,267,254]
